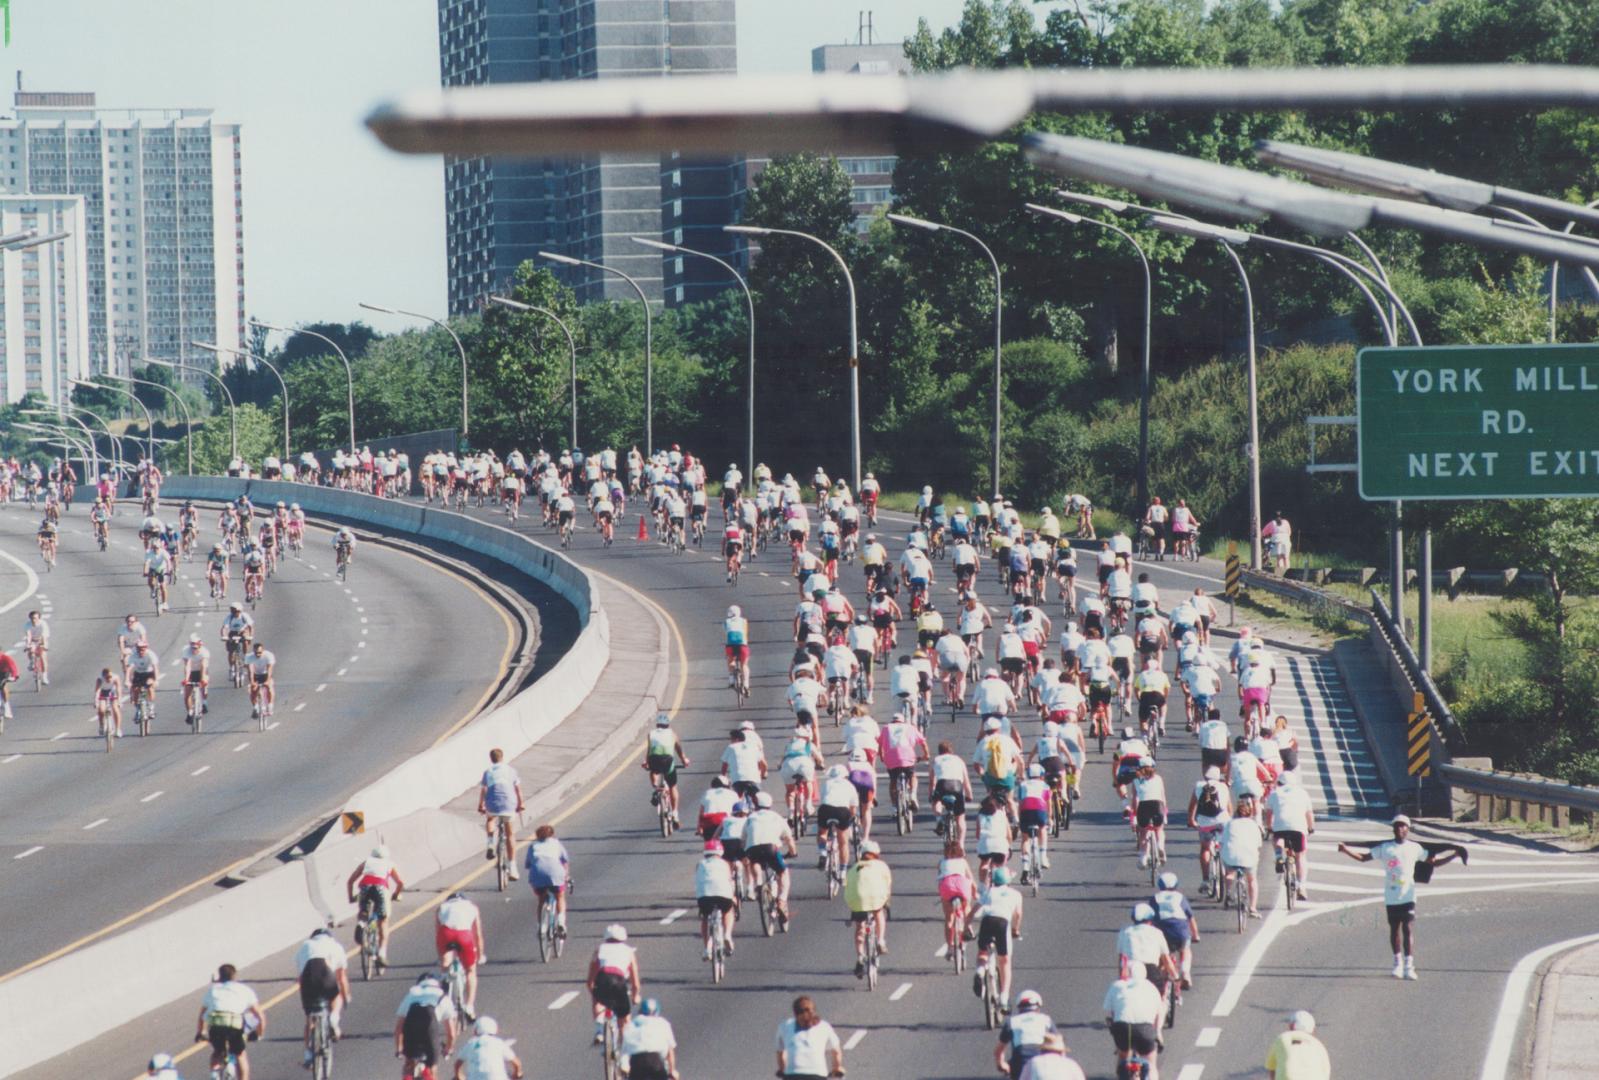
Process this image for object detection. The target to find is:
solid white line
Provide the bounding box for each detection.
[82,818,108,831]
[1196,1027,1221,1048]
[294,703,306,712]
[140,791,163,803]
[548,990,579,1011]
[191,766,210,776]
[1176,1065,1205,1080]
[1479,931,1599,1080]
[1211,892,1288,1017]
[889,981,912,1001]
[14,845,42,860]
[843,1029,867,1051]
[659,908,687,925]
[232,741,250,752]
[0,543,41,616]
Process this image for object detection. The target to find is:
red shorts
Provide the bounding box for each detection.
[938,874,975,906]
[1022,640,1041,658]
[435,925,478,968]
[725,645,749,662]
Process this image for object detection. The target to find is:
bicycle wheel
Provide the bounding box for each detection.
[1285,862,1297,912]
[759,878,776,938]
[866,934,879,990]
[1148,838,1159,889]
[659,797,673,839]
[602,1015,620,1080]
[982,967,1000,1029]
[1235,877,1246,934]
[360,933,375,980]
[538,910,551,963]
[495,830,509,892]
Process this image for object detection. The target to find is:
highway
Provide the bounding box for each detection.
[43,490,1599,1079]
[0,496,522,983]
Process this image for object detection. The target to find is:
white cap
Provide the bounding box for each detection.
[1289,1010,1316,1033]
[475,1016,499,1036]
[1392,814,1411,827]
[983,717,1002,733]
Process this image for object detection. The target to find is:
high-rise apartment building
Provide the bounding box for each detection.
[811,41,909,234]
[0,91,247,380]
[0,194,90,404]
[437,0,744,311]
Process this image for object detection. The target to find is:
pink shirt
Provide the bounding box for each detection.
[877,723,926,769]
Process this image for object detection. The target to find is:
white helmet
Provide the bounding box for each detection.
[727,605,741,618]
[604,924,628,942]
[474,1016,499,1036]
[371,845,389,860]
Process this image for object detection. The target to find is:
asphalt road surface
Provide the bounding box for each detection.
[0,496,514,982]
[46,493,1599,1079]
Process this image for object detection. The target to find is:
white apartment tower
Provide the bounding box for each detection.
[0,194,89,404]
[0,89,246,381]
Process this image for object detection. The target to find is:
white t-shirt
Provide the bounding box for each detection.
[621,1014,677,1057]
[1102,977,1162,1024]
[820,775,860,810]
[776,1018,842,1076]
[438,895,480,931]
[931,752,966,783]
[1116,922,1168,966]
[721,741,765,784]
[1197,718,1230,750]
[979,883,1023,923]
[1021,1053,1089,1080]
[974,679,1015,716]
[1221,816,1264,868]
[202,981,260,1024]
[1375,839,1427,905]
[293,935,347,975]
[1265,785,1313,833]
[696,855,736,899]
[456,1035,518,1080]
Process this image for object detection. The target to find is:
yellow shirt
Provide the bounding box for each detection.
[1264,1032,1331,1080]
[844,859,892,913]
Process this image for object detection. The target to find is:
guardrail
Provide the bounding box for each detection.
[1439,761,1599,827]
[1368,590,1467,753]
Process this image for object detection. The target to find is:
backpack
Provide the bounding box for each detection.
[1196,782,1222,818]
[985,737,1014,780]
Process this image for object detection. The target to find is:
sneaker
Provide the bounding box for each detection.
[972,972,983,997]
[331,1017,341,1040]
[726,938,734,954]
[40,674,48,686]
[649,790,661,808]
[593,1026,605,1045]
[303,1049,314,1069]
[1404,961,1418,981]
[1274,855,1285,875]
[854,960,866,979]
[1138,852,1149,869]
[1296,887,1308,901]
[1392,960,1405,979]
[508,866,520,881]
[1041,854,1051,870]
[1247,910,1263,920]
[703,944,712,961]
[486,847,495,861]
[817,855,827,871]
[354,925,364,945]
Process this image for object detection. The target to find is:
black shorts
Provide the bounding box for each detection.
[1089,684,1114,706]
[1098,565,1113,584]
[1201,748,1230,771]
[1139,692,1166,714]
[1083,611,1104,634]
[130,671,154,689]
[746,843,786,873]
[719,838,745,862]
[592,970,633,1019]
[208,1025,248,1057]
[1136,800,1166,828]
[1139,638,1161,657]
[628,1052,671,1080]
[697,895,734,917]
[731,780,760,801]
[933,779,966,815]
[1112,658,1131,681]
[1110,1021,1159,1056]
[1386,902,1416,927]
[850,908,883,924]
[1000,657,1026,676]
[1274,830,1306,854]
[976,914,1010,956]
[401,1008,442,1062]
[647,754,678,786]
[186,671,205,686]
[817,805,855,832]
[299,959,339,1012]
[853,648,874,674]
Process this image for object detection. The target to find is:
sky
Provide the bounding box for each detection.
[3,0,970,329]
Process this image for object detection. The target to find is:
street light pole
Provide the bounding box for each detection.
[68,405,125,478]
[359,302,470,442]
[1026,203,1153,513]
[487,296,579,450]
[104,371,193,475]
[725,224,861,493]
[630,236,757,491]
[149,358,237,461]
[194,341,290,461]
[18,409,99,480]
[538,252,652,456]
[886,213,1005,499]
[73,377,155,464]
[250,321,356,454]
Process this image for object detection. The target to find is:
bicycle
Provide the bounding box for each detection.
[560,518,574,549]
[599,1006,622,1080]
[822,826,845,900]
[335,543,352,583]
[1019,826,1045,896]
[307,1003,335,1080]
[1199,836,1220,901]
[946,897,967,974]
[709,907,730,984]
[934,793,962,841]
[1139,827,1164,888]
[756,864,787,937]
[444,946,470,1022]
[185,681,205,734]
[208,1049,242,1080]
[537,888,566,963]
[827,678,847,728]
[1280,844,1300,913]
[1115,1050,1153,1079]
[133,690,155,737]
[1228,867,1249,934]
[892,771,913,837]
[860,910,883,990]
[655,779,677,838]
[25,646,43,693]
[730,656,750,708]
[1049,776,1073,837]
[492,816,514,891]
[978,948,1003,1029]
[357,896,383,979]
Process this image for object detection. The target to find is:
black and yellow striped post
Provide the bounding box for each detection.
[1406,692,1431,778]
[1224,542,1241,625]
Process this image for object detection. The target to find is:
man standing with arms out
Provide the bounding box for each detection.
[195,963,266,1080]
[1338,814,1459,979]
[1264,1010,1331,1079]
[478,748,525,880]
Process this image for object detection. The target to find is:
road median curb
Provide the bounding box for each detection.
[1530,941,1599,1080]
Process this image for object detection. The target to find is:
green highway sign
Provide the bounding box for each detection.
[1357,344,1599,501]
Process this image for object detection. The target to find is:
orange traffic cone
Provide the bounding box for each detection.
[636,513,648,542]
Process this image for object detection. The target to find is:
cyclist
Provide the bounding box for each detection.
[93,667,122,736]
[294,926,350,1066]
[974,716,1023,821]
[126,640,160,720]
[246,641,275,720]
[815,763,860,870]
[21,610,48,686]
[395,971,458,1079]
[696,838,739,961]
[973,669,1019,732]
[928,739,973,844]
[1103,969,1162,1080]
[1264,769,1315,901]
[823,638,860,715]
[1187,766,1233,894]
[1129,764,1165,863]
[179,633,210,723]
[780,723,824,827]
[1016,763,1052,875]
[879,709,929,815]
[240,541,265,602]
[143,540,173,612]
[1112,728,1151,823]
[1038,712,1084,795]
[206,542,230,599]
[1230,735,1269,813]
[435,890,486,1020]
[479,748,526,878]
[934,626,971,708]
[777,995,846,1080]
[974,793,1013,887]
[1133,659,1170,741]
[998,990,1060,1080]
[719,725,768,801]
[846,613,878,702]
[522,823,573,944]
[1117,903,1178,1018]
[587,924,642,1044]
[332,525,356,572]
[219,603,254,679]
[452,1015,523,1080]
[721,604,751,690]
[844,839,893,979]
[743,790,799,925]
[1221,794,1264,919]
[36,515,58,565]
[641,711,691,827]
[346,844,405,971]
[1151,871,1200,993]
[618,998,677,1080]
[195,964,265,1080]
[973,865,1024,1006]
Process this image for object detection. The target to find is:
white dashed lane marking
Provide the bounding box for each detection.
[49,732,67,742]
[2,755,20,764]
[843,1030,867,1051]
[889,982,912,1002]
[191,766,210,777]
[1196,1027,1221,1048]
[294,703,306,713]
[82,818,107,831]
[548,991,579,1011]
[1176,1065,1205,1080]
[336,669,347,678]
[140,791,163,803]
[659,909,687,925]
[315,683,327,693]
[232,742,249,753]
[14,846,42,860]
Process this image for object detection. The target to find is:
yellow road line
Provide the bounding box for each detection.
[139,572,686,1078]
[0,530,513,988]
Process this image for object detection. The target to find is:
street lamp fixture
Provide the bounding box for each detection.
[70,376,155,464]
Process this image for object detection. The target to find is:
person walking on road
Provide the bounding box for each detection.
[1263,1009,1330,1079]
[1337,814,1461,979]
